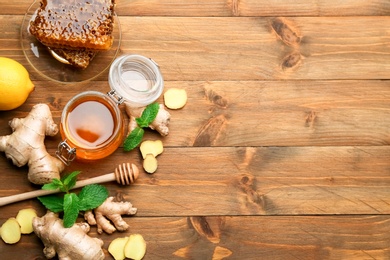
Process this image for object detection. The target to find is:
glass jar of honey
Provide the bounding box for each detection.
[56,54,164,165]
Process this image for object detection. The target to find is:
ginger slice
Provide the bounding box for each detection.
[16,208,37,234]
[164,88,187,109]
[140,140,163,174]
[143,154,158,174]
[140,140,163,159]
[0,218,21,244]
[124,234,147,260]
[108,237,129,260]
[108,234,147,260]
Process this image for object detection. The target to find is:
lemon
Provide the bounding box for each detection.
[0,57,34,110]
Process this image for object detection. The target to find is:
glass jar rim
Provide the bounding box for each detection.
[108,54,164,107]
[117,55,161,93]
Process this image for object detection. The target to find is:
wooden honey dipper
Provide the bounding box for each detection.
[0,163,139,207]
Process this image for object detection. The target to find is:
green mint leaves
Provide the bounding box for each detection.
[124,102,160,151]
[135,103,159,128]
[42,171,81,193]
[63,193,80,228]
[38,195,64,213]
[78,184,110,211]
[38,171,109,228]
[123,127,145,152]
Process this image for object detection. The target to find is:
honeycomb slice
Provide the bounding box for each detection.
[29,0,115,51]
[50,48,98,70]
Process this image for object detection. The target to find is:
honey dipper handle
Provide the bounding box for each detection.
[0,188,62,207]
[72,173,116,189]
[0,173,116,207]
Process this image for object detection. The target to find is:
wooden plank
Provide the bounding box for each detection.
[1,146,389,215]
[2,0,390,16]
[117,0,390,17]
[1,80,389,147]
[118,16,390,80]
[0,215,389,259]
[4,16,389,81]
[167,80,390,147]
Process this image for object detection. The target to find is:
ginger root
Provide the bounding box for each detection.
[16,208,37,234]
[33,211,104,260]
[0,218,21,244]
[125,103,171,136]
[84,196,137,234]
[0,104,65,185]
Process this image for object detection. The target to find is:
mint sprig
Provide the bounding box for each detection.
[124,102,160,151]
[38,171,109,228]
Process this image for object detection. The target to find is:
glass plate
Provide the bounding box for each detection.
[21,1,121,83]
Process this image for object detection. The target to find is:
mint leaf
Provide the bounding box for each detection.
[123,127,145,151]
[123,103,160,152]
[136,103,159,127]
[37,195,64,213]
[78,184,108,211]
[42,179,63,191]
[63,193,80,228]
[61,171,81,191]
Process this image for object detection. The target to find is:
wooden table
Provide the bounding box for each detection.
[1,1,390,259]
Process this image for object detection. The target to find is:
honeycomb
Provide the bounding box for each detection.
[29,0,115,51]
[50,48,97,69]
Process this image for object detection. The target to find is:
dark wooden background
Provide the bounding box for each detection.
[0,1,390,259]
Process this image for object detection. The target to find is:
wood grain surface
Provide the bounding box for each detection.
[0,0,389,259]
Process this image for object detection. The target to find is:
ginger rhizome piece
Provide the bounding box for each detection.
[0,208,37,244]
[140,140,163,174]
[124,234,147,260]
[33,211,105,260]
[16,208,37,234]
[108,237,129,260]
[164,88,188,109]
[0,218,21,244]
[143,154,158,174]
[0,104,65,185]
[108,234,147,260]
[84,196,137,234]
[140,140,163,159]
[125,103,171,137]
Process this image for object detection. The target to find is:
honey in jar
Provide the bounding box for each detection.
[57,91,124,163]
